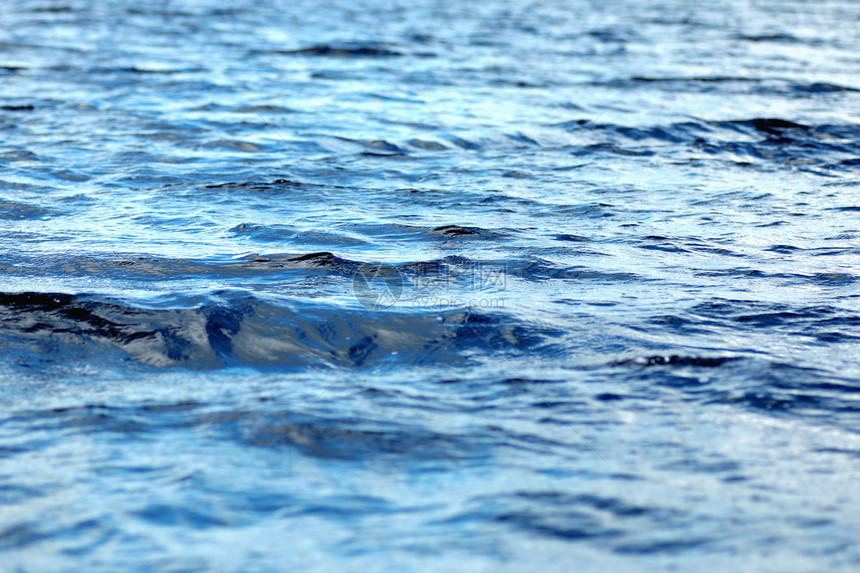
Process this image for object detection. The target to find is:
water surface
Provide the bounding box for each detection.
[1,0,860,570]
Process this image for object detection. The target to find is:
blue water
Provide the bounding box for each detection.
[1,0,860,570]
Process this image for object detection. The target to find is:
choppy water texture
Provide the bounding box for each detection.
[1,0,860,570]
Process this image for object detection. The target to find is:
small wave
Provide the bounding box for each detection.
[206,140,263,152]
[0,291,559,370]
[441,490,688,546]
[733,33,810,44]
[6,403,486,464]
[263,43,404,58]
[0,200,59,220]
[228,223,369,247]
[593,76,860,95]
[429,225,505,239]
[613,355,739,368]
[234,104,295,114]
[555,117,860,169]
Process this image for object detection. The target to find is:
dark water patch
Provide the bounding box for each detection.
[645,314,716,335]
[813,448,860,459]
[489,79,545,88]
[446,136,481,150]
[613,537,710,555]
[265,43,404,58]
[571,143,655,157]
[734,33,809,44]
[683,242,738,257]
[594,392,624,401]
[206,139,263,152]
[399,256,469,277]
[505,132,540,146]
[0,522,53,551]
[334,137,406,153]
[0,292,559,370]
[557,117,860,167]
[0,200,59,220]
[733,308,860,328]
[503,257,641,283]
[709,390,838,413]
[273,251,358,268]
[366,92,425,103]
[197,178,340,198]
[715,118,860,144]
[234,104,295,114]
[1,149,40,161]
[687,299,860,331]
[730,117,809,136]
[595,76,860,96]
[309,69,365,81]
[502,170,530,178]
[88,66,201,75]
[26,5,75,13]
[593,76,768,95]
[243,415,481,462]
[608,354,860,419]
[280,494,401,520]
[6,402,488,466]
[172,251,372,278]
[555,234,590,242]
[694,268,859,286]
[766,244,801,253]
[4,401,203,434]
[133,504,234,529]
[629,236,739,257]
[407,139,447,150]
[554,203,617,218]
[815,331,860,343]
[432,225,480,237]
[613,355,740,368]
[0,484,43,505]
[428,225,508,240]
[359,151,410,158]
[792,82,860,94]
[200,179,312,191]
[444,491,683,544]
[586,27,640,43]
[836,158,860,167]
[636,237,690,254]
